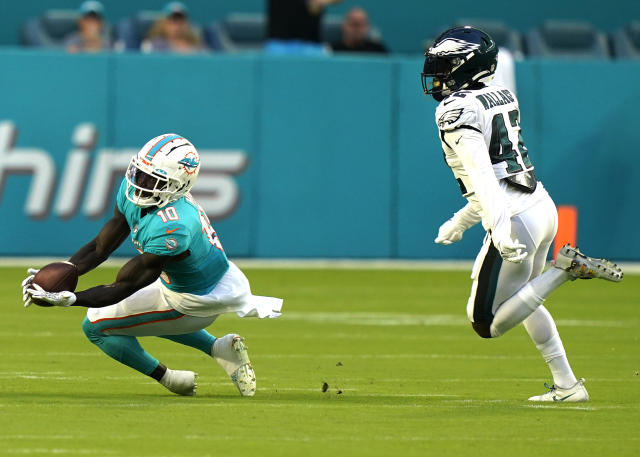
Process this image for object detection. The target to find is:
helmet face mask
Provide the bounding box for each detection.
[133,169,164,197]
[126,162,170,207]
[421,54,456,101]
[125,134,200,208]
[421,26,498,101]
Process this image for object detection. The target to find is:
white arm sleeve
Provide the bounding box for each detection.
[452,202,482,230]
[443,129,511,241]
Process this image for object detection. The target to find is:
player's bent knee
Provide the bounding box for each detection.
[471,321,493,339]
[81,317,101,343]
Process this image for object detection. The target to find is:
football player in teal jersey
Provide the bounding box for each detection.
[23,134,283,396]
[421,27,623,402]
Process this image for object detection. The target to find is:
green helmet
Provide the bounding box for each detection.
[421,26,498,101]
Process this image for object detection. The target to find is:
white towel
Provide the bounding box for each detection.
[236,295,283,319]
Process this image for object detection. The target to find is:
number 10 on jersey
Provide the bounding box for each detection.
[157,202,224,251]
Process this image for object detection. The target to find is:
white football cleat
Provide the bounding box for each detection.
[159,369,198,396]
[528,378,589,402]
[212,334,256,397]
[554,244,623,282]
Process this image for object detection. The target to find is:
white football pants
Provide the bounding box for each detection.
[467,193,558,333]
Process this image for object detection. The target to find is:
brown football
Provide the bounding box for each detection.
[31,262,79,307]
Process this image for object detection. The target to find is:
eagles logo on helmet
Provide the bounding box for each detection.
[422,26,498,101]
[125,133,201,208]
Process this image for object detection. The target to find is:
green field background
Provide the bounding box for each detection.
[1,267,638,457]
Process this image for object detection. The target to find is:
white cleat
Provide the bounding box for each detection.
[212,334,256,397]
[528,378,589,402]
[554,244,623,282]
[159,369,198,396]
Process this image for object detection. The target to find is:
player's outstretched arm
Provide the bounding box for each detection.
[69,206,131,275]
[72,252,175,308]
[22,206,130,306]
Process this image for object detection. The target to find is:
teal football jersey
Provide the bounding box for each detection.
[116,179,229,295]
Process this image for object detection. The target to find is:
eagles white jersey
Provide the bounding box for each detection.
[436,84,533,181]
[434,84,548,235]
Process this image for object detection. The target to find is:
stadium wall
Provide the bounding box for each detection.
[1,0,638,54]
[0,50,637,259]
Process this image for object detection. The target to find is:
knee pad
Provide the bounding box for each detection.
[472,321,493,339]
[81,317,101,343]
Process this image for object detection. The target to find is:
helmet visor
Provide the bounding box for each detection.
[421,54,453,95]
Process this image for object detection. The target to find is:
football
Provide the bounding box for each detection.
[31,262,79,307]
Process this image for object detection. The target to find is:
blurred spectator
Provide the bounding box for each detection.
[65,1,111,53]
[331,7,387,54]
[266,0,342,55]
[141,2,205,53]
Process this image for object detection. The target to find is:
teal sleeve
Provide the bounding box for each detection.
[116,179,128,214]
[144,227,191,256]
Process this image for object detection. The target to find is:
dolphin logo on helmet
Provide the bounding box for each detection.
[178,155,200,176]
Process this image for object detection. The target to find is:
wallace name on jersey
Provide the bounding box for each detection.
[475,89,515,109]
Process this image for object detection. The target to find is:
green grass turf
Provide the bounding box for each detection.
[1,266,638,457]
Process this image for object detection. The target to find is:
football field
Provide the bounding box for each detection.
[1,265,638,457]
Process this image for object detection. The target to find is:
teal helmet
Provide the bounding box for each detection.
[421,26,498,101]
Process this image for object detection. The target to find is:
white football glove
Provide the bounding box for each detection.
[22,268,40,308]
[434,219,467,245]
[435,204,481,246]
[26,283,77,307]
[493,236,528,263]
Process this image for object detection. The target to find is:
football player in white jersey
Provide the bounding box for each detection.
[421,26,623,402]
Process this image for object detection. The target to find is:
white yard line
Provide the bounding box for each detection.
[522,404,600,411]
[281,311,637,328]
[4,449,116,455]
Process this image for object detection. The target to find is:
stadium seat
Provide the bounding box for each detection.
[208,13,267,52]
[525,20,610,58]
[22,8,113,49]
[202,23,225,51]
[453,19,524,56]
[611,21,640,58]
[22,10,82,47]
[114,11,163,50]
[209,12,384,51]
